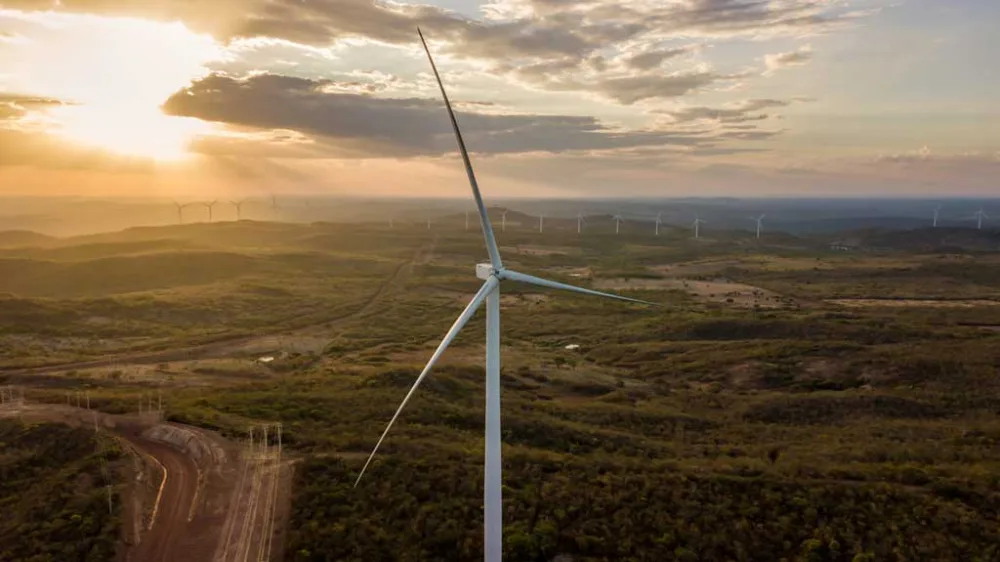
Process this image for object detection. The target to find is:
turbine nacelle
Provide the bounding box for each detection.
[476,263,495,280]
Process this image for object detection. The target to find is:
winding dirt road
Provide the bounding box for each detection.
[125,431,200,562]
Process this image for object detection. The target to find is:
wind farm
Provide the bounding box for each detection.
[2,2,1000,561]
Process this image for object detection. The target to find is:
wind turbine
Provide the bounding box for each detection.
[538,212,545,234]
[501,210,509,233]
[426,217,432,230]
[173,201,189,225]
[577,212,585,234]
[753,214,765,239]
[613,213,623,235]
[231,200,246,221]
[693,216,705,239]
[203,200,218,223]
[354,29,657,562]
[654,212,662,236]
[973,208,988,230]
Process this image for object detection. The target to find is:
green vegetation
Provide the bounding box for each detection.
[0,421,121,562]
[4,221,1000,560]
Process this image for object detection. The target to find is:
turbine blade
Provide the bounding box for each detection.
[503,269,657,306]
[354,276,498,487]
[418,29,502,270]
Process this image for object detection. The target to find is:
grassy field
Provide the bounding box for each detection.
[3,220,1000,561]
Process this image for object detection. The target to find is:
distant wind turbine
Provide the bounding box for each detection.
[655,212,663,236]
[427,217,432,230]
[173,201,190,225]
[693,216,705,239]
[753,214,765,239]
[577,212,585,234]
[613,213,623,235]
[354,30,658,562]
[203,200,218,223]
[933,205,941,228]
[231,200,246,221]
[973,208,988,230]
[501,210,509,233]
[538,212,545,234]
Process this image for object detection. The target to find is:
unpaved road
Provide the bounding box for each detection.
[1,245,423,377]
[125,430,200,562]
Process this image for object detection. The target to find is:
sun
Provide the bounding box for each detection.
[49,102,213,162]
[0,11,222,161]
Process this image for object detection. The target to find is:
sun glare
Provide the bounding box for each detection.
[0,11,221,161]
[49,103,213,161]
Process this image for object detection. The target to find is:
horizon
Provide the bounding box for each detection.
[1,1,998,198]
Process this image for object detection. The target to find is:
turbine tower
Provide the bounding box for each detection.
[354,30,657,562]
[203,200,218,223]
[501,210,509,233]
[538,212,545,234]
[933,205,941,228]
[173,201,189,225]
[753,214,765,239]
[974,208,988,230]
[655,212,662,236]
[231,200,245,221]
[613,214,623,235]
[577,212,585,234]
[693,216,705,239]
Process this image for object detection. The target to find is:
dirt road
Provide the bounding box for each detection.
[126,431,200,562]
[1,247,421,377]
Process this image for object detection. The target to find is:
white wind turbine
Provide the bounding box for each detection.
[693,216,705,239]
[973,208,988,230]
[354,29,657,562]
[613,213,623,235]
[538,212,545,233]
[654,212,663,236]
[577,211,585,234]
[753,214,765,239]
[933,205,941,228]
[501,210,509,233]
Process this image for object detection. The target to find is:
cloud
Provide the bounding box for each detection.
[764,44,813,75]
[657,98,807,124]
[624,45,697,71]
[0,93,66,121]
[162,72,724,158]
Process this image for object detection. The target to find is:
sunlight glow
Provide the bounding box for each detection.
[0,11,221,160]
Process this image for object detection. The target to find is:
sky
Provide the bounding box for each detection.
[0,0,997,199]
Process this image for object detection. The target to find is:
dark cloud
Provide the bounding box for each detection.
[162,72,720,157]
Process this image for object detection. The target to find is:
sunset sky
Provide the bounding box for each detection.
[0,0,997,198]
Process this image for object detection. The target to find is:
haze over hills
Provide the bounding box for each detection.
[2,196,998,238]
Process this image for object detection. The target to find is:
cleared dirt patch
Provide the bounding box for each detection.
[830,298,1000,308]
